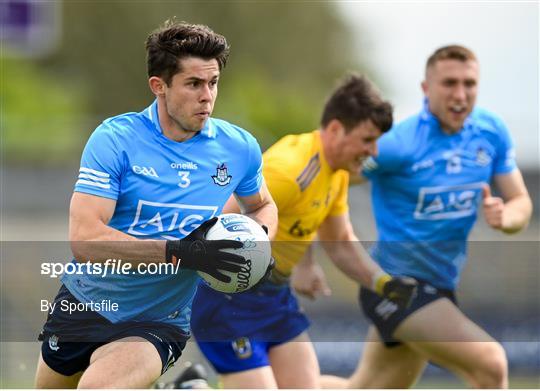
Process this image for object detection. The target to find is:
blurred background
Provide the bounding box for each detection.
[1,1,538,388]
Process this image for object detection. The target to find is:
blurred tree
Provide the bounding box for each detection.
[7,1,374,163]
[2,57,88,165]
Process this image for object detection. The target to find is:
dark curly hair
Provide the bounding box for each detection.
[146,19,230,86]
[321,74,393,133]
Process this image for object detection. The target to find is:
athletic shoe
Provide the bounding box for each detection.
[154,361,209,389]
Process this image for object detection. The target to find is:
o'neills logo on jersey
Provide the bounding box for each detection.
[170,162,198,170]
[212,163,232,186]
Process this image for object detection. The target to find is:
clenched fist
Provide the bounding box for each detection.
[482,185,505,230]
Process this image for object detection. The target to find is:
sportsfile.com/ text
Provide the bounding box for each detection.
[41,259,181,278]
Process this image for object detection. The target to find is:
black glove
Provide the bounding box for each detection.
[380,276,418,309]
[166,217,247,283]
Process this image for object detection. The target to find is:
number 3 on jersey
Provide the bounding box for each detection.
[178,171,191,188]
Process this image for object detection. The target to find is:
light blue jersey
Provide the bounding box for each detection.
[62,101,263,332]
[363,102,516,289]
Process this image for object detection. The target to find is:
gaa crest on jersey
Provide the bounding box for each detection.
[232,337,252,359]
[132,165,159,178]
[212,163,232,186]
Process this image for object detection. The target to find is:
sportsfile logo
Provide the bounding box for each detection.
[132,165,159,178]
[414,182,483,220]
[128,200,218,239]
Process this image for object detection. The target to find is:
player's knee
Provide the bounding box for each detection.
[482,345,508,388]
[77,376,106,389]
[77,373,127,389]
[471,343,508,388]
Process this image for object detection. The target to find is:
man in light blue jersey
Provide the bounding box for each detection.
[312,45,532,388]
[34,19,277,389]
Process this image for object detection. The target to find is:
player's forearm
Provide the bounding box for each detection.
[70,223,166,264]
[223,195,242,214]
[297,245,316,266]
[323,240,381,288]
[245,200,278,240]
[501,195,533,234]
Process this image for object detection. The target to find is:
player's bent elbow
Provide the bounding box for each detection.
[70,241,90,263]
[502,201,533,234]
[69,228,98,262]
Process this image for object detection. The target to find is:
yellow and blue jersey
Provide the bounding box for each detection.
[263,130,349,276]
[191,130,350,370]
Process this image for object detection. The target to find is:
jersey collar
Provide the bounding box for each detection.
[314,130,333,174]
[420,98,474,132]
[144,100,216,139]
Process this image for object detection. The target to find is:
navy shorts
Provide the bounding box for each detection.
[191,281,310,374]
[39,285,189,376]
[360,280,457,347]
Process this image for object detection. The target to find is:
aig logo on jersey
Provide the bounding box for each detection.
[128,200,218,239]
[414,183,483,220]
[132,165,159,178]
[232,337,252,359]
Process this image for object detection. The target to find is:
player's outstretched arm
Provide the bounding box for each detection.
[70,193,245,279]
[484,170,532,234]
[69,192,166,263]
[317,213,417,308]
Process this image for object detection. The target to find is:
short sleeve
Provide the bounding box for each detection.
[492,119,517,175]
[234,133,264,196]
[329,171,349,217]
[362,130,406,178]
[74,124,123,200]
